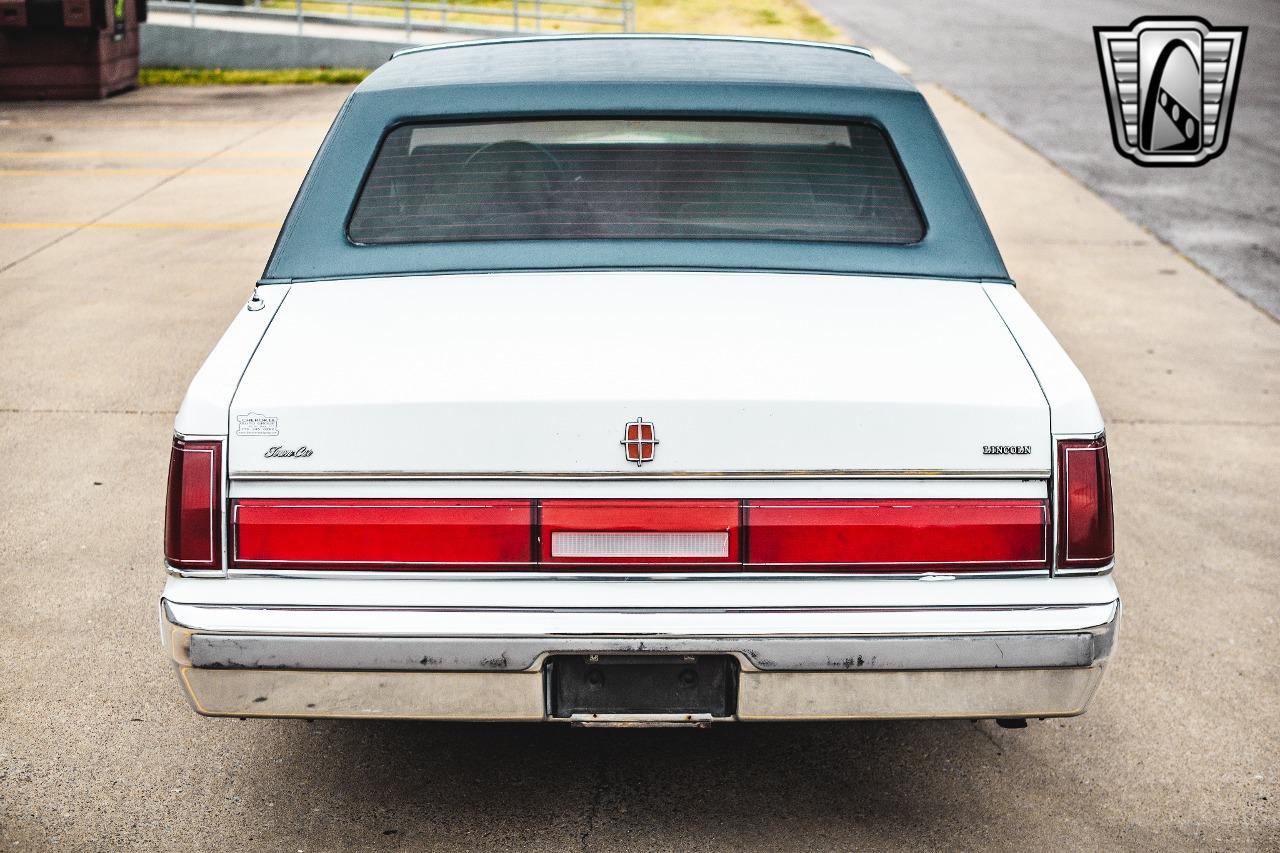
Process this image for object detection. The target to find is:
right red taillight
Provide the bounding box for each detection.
[1057,437,1114,569]
[164,437,223,571]
[744,499,1048,572]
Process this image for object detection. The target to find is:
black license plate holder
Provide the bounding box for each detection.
[547,654,737,719]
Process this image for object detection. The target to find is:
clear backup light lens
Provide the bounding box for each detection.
[164,437,223,570]
[539,500,739,567]
[1057,438,1114,569]
[551,531,729,559]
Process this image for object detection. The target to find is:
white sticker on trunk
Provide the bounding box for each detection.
[236,413,279,436]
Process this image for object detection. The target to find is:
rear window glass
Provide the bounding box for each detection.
[347,119,924,245]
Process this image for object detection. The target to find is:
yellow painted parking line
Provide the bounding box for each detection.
[0,167,305,176]
[0,150,314,159]
[0,119,329,128]
[0,221,279,230]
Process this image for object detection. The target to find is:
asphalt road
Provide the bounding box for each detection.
[812,0,1280,318]
[1,82,1277,851]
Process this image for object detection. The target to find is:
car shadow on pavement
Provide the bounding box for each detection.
[245,717,1055,849]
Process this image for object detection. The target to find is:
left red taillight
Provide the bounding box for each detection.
[164,438,223,570]
[231,500,534,571]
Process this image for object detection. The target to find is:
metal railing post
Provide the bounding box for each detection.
[625,0,634,32]
[295,0,302,35]
[511,0,518,33]
[189,0,195,26]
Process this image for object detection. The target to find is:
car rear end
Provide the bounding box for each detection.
[159,274,1119,725]
[159,36,1119,725]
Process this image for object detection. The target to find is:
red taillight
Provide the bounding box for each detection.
[1057,438,1114,569]
[745,499,1048,572]
[231,500,533,570]
[224,498,1054,574]
[164,438,222,570]
[539,500,739,567]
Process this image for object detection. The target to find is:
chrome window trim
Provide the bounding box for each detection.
[391,34,876,63]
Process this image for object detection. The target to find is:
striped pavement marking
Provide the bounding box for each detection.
[0,119,330,128]
[0,167,305,176]
[0,151,314,159]
[0,222,279,230]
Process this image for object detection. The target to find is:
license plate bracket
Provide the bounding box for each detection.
[547,654,737,719]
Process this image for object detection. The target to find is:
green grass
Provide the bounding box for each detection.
[139,67,372,85]
[139,0,843,86]
[252,0,841,40]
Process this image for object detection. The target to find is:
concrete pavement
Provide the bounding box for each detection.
[1,82,1277,850]
[812,0,1280,319]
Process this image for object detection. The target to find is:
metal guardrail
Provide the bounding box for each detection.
[153,0,634,40]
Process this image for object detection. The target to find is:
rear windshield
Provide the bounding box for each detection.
[347,119,924,245]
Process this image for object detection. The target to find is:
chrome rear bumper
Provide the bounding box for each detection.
[161,597,1119,722]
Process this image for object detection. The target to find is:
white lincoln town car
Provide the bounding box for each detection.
[159,35,1119,725]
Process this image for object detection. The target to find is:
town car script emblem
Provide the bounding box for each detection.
[620,418,658,466]
[264,446,313,459]
[1094,17,1247,167]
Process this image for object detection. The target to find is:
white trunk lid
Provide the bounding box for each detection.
[229,273,1049,476]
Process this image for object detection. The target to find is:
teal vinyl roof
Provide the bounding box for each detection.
[263,35,1009,283]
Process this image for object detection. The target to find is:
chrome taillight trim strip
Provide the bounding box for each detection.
[1053,562,1116,577]
[215,568,1054,581]
[229,468,1052,481]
